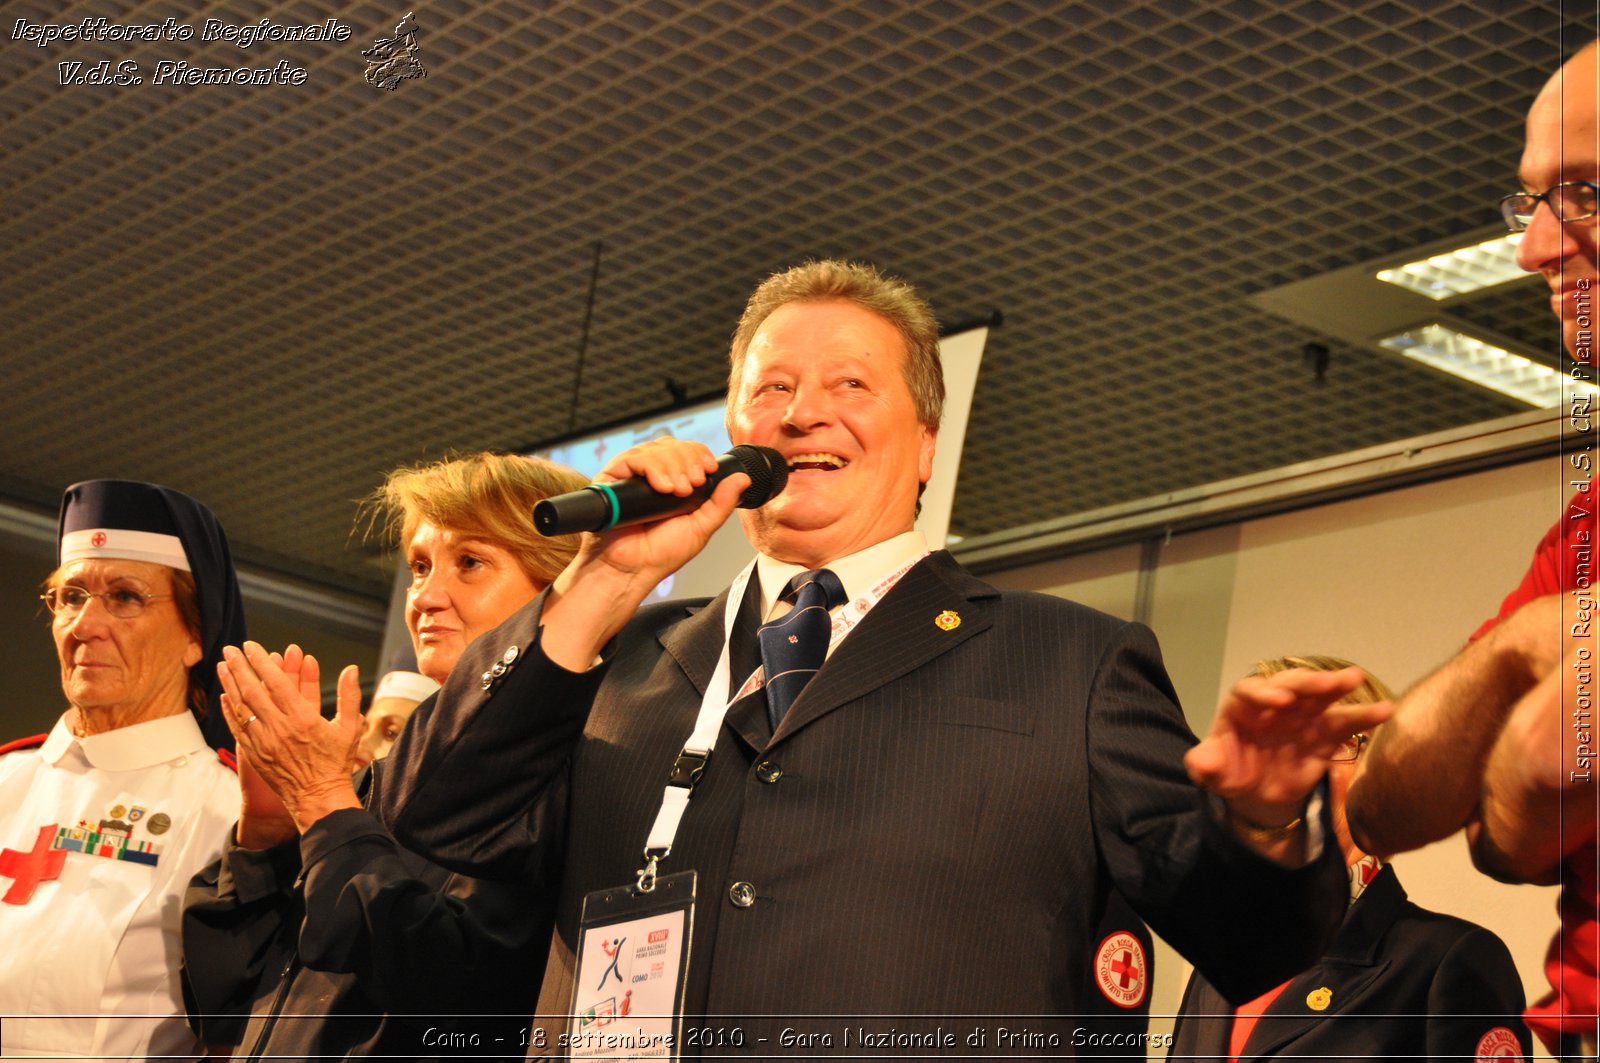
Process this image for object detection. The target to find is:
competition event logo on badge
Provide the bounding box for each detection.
[1093,931,1146,1008]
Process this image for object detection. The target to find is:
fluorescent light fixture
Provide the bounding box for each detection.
[1378,323,1596,407]
[1375,235,1526,300]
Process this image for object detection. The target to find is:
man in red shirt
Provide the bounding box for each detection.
[1348,39,1600,1058]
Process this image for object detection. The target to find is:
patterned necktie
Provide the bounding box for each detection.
[757,568,847,730]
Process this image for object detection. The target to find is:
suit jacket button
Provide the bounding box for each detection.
[755,760,782,784]
[728,881,756,908]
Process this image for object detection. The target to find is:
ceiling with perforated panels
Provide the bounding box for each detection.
[0,0,1589,601]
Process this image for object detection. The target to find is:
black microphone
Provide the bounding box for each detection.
[533,444,789,536]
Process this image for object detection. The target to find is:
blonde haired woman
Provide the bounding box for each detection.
[183,452,586,1059]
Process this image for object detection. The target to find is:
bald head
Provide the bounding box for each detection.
[1532,40,1600,113]
[1515,40,1600,361]
[1526,40,1599,167]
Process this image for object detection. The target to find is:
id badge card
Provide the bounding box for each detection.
[569,870,695,1060]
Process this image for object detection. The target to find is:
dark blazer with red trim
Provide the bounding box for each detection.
[382,550,1347,1056]
[1170,865,1532,1061]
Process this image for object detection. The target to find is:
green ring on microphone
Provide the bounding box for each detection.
[592,483,622,532]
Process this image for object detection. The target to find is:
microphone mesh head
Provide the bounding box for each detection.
[730,445,788,508]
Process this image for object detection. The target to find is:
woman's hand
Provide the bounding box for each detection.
[218,641,363,834]
[1187,666,1391,861]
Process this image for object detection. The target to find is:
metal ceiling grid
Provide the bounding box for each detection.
[0,0,1591,596]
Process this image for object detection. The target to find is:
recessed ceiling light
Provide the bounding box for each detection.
[1378,323,1595,407]
[1375,235,1526,300]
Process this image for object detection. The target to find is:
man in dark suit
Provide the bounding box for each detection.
[1173,657,1530,1061]
[371,260,1388,1055]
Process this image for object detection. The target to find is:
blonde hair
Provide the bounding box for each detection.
[1247,653,1395,705]
[728,259,944,430]
[366,451,589,586]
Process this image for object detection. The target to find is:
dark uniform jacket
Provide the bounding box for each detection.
[381,551,1348,1056]
[1171,864,1533,1061]
[180,762,550,1060]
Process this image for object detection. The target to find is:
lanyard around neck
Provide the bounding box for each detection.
[635,552,925,891]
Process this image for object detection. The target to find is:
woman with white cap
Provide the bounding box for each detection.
[0,479,244,1059]
[353,667,440,770]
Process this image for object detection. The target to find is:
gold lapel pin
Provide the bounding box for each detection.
[934,609,960,631]
[1305,986,1332,1011]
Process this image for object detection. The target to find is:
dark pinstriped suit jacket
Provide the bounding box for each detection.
[383,551,1345,1056]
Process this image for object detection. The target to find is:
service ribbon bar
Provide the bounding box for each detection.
[50,825,160,866]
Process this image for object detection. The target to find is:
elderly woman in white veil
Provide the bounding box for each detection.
[0,479,245,1060]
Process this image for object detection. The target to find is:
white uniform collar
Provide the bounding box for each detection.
[755,530,929,621]
[39,710,211,772]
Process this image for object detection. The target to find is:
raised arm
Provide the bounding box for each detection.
[215,642,365,834]
[379,438,749,877]
[539,438,750,670]
[1091,627,1354,1003]
[1469,646,1599,884]
[1185,665,1390,864]
[1347,595,1563,857]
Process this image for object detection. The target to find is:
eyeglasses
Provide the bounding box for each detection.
[1499,180,1600,233]
[1329,733,1367,763]
[41,585,175,619]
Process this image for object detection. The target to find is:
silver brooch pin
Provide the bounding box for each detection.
[480,644,522,691]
